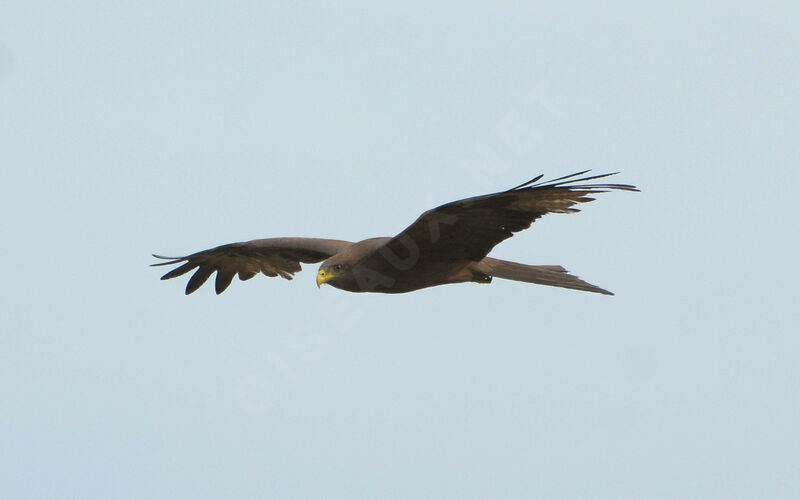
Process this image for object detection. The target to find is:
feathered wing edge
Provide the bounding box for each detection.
[505,170,640,194]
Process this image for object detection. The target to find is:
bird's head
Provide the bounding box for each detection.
[316,258,351,289]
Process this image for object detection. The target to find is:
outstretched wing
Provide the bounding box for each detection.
[152,237,352,295]
[361,171,638,273]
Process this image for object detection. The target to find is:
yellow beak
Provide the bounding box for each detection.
[316,269,336,288]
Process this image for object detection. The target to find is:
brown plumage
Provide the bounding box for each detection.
[152,171,638,295]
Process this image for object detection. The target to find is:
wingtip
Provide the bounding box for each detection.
[151,254,186,267]
[152,253,182,260]
[505,173,545,192]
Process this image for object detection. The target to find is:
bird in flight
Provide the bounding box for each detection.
[152,171,638,296]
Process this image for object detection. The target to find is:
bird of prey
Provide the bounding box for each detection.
[152,171,637,296]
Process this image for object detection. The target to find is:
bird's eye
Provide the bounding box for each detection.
[333,264,342,272]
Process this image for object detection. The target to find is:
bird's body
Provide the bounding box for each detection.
[153,171,638,296]
[319,236,485,294]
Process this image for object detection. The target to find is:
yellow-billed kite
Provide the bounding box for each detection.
[152,171,637,295]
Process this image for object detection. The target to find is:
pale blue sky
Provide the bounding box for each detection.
[1,2,798,499]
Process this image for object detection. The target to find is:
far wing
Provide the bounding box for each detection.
[360,171,638,273]
[152,237,352,294]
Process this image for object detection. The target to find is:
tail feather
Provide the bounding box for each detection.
[481,257,613,295]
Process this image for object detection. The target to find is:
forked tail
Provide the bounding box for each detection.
[482,257,613,295]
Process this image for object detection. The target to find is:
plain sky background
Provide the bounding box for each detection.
[1,2,798,499]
